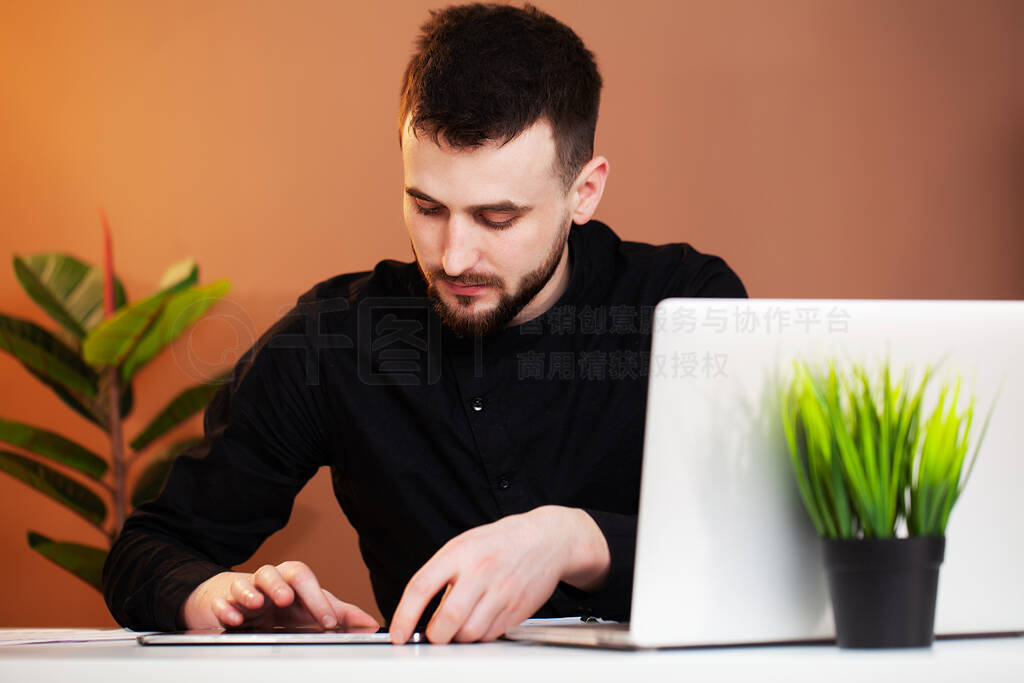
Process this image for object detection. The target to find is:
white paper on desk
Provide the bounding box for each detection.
[0,628,152,646]
[516,617,619,626]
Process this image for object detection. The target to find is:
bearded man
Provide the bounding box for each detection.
[103,3,746,644]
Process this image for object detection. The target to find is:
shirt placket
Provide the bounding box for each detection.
[447,338,529,518]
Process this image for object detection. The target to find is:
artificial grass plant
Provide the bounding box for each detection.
[780,359,995,540]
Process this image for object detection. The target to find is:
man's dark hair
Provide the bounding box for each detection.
[399,3,602,190]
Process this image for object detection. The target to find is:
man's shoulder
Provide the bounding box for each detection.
[248,258,421,351]
[300,258,422,307]
[579,221,747,300]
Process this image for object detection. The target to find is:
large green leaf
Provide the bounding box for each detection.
[22,366,134,432]
[0,417,107,479]
[156,257,199,292]
[13,253,127,340]
[0,315,129,432]
[81,259,200,370]
[0,449,107,526]
[81,290,171,366]
[131,374,228,452]
[27,531,107,591]
[131,437,201,507]
[119,280,230,383]
[0,314,98,398]
[26,366,106,429]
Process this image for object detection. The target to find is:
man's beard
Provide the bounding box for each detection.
[417,219,570,338]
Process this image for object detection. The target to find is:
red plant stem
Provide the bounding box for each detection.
[100,207,127,539]
[99,207,116,318]
[107,366,126,538]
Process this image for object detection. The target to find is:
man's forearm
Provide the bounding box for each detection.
[103,522,226,631]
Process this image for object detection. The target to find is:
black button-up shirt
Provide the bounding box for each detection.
[103,220,747,631]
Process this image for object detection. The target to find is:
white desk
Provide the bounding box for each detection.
[1,633,1022,683]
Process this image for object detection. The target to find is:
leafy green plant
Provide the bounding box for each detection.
[0,215,230,590]
[780,359,994,540]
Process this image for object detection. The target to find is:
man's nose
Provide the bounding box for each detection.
[441,214,480,277]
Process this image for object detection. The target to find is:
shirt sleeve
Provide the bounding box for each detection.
[102,299,332,631]
[553,246,747,621]
[550,509,636,621]
[665,245,748,299]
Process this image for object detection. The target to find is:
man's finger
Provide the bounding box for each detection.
[211,596,244,628]
[452,586,508,643]
[390,561,455,644]
[273,561,337,629]
[253,564,294,608]
[229,575,263,611]
[323,590,380,632]
[481,602,521,642]
[427,578,488,644]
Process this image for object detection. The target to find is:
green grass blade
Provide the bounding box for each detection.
[825,391,873,530]
[899,368,930,525]
[797,364,842,536]
[854,371,886,535]
[829,434,852,537]
[878,361,900,530]
[924,386,962,530]
[780,377,827,536]
[937,437,970,534]
[958,379,1001,496]
[795,372,839,536]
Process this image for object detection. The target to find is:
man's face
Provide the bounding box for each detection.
[401,119,574,337]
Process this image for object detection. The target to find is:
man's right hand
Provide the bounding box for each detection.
[180,561,380,632]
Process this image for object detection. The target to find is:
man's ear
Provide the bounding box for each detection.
[570,156,609,225]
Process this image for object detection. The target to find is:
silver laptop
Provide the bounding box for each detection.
[506,299,1024,648]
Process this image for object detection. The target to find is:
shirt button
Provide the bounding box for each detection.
[471,396,484,412]
[497,476,511,490]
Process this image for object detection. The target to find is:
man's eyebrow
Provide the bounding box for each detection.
[405,187,533,214]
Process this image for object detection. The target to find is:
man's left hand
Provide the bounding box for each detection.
[389,505,610,644]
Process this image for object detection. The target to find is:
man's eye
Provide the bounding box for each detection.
[415,203,443,216]
[479,212,517,229]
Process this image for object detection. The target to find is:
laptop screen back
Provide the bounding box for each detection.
[631,299,1024,647]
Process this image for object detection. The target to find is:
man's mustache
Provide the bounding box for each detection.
[429,270,503,289]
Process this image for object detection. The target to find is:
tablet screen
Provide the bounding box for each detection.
[137,627,425,645]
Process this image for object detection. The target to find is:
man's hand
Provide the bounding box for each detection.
[180,560,380,632]
[389,506,610,644]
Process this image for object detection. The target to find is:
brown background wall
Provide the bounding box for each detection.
[1,0,1021,627]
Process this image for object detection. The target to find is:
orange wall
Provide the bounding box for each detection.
[1,0,1021,627]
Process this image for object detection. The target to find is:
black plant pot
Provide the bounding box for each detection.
[823,536,945,648]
